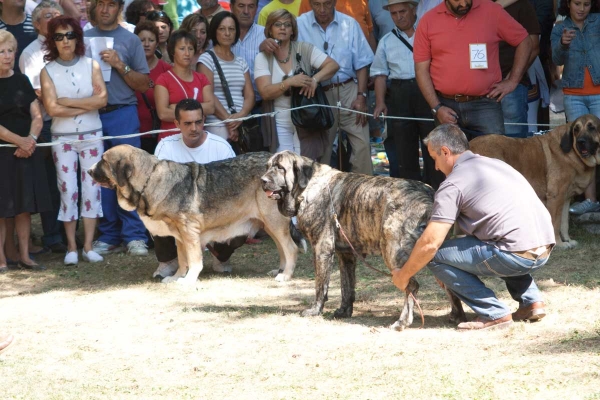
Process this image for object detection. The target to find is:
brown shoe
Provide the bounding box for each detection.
[513,302,546,322]
[457,314,513,330]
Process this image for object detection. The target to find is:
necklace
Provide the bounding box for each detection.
[276,44,292,63]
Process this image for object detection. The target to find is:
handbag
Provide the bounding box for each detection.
[290,52,334,131]
[141,93,161,131]
[207,51,263,154]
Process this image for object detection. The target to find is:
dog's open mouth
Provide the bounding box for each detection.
[265,189,282,200]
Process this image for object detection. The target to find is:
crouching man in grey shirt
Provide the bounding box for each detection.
[392,124,555,330]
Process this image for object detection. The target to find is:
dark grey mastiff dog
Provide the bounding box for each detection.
[88,145,298,284]
[261,151,435,330]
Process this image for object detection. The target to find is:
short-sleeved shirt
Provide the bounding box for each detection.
[154,131,235,163]
[0,73,37,144]
[370,28,416,80]
[198,52,249,128]
[0,14,37,74]
[413,0,528,96]
[136,59,172,133]
[255,45,327,126]
[431,151,555,252]
[298,0,373,40]
[498,0,540,81]
[232,23,266,101]
[258,0,301,26]
[154,70,211,139]
[297,10,374,86]
[84,26,150,105]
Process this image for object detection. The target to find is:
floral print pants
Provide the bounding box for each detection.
[52,132,104,222]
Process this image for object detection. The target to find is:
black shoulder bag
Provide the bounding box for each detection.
[141,93,161,131]
[290,52,334,131]
[207,50,262,154]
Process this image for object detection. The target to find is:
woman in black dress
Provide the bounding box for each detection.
[0,30,52,272]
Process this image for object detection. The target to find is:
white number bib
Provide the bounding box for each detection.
[469,43,488,69]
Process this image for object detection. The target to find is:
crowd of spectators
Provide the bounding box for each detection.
[0,0,598,274]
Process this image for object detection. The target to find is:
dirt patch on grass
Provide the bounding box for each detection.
[1,222,599,399]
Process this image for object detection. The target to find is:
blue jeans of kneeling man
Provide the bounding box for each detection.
[97,105,148,246]
[428,236,548,321]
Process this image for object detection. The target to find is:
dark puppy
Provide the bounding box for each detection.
[261,151,442,330]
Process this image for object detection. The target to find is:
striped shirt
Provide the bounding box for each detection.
[198,52,250,127]
[0,14,37,74]
[370,28,417,80]
[232,23,266,101]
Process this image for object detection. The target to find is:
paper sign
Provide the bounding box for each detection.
[85,37,114,81]
[469,43,488,69]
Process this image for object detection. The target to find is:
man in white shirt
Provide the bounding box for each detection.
[152,99,244,279]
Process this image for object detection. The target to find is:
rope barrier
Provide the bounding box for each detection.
[0,103,563,148]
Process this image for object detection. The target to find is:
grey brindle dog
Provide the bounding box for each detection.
[261,151,439,330]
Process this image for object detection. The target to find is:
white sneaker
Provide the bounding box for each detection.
[82,249,104,263]
[211,254,232,273]
[127,240,148,256]
[152,258,179,278]
[64,251,78,266]
[92,240,125,255]
[569,199,600,215]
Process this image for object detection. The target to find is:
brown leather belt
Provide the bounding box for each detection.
[322,78,354,92]
[513,245,552,261]
[437,91,485,103]
[99,104,127,114]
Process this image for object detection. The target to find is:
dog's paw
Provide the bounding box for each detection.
[333,306,353,319]
[268,268,282,277]
[555,240,577,250]
[390,320,410,331]
[275,272,291,282]
[161,276,194,285]
[301,307,321,317]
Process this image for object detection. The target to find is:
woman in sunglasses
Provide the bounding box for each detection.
[145,10,173,64]
[254,10,338,156]
[40,16,108,266]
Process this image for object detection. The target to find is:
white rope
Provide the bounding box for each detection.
[0,103,562,148]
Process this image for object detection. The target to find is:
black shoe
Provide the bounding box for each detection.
[48,242,68,253]
[18,261,47,271]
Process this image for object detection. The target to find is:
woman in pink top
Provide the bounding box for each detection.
[154,30,215,141]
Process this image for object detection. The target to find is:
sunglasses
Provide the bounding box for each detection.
[52,31,77,42]
[146,11,167,19]
[282,75,291,97]
[273,21,292,28]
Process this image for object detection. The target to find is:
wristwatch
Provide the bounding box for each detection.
[431,103,443,116]
[123,65,132,75]
[359,91,368,98]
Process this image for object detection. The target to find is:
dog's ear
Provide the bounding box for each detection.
[113,159,133,188]
[560,121,578,154]
[282,153,297,193]
[293,157,312,190]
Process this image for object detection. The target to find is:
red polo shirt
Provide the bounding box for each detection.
[414,0,528,96]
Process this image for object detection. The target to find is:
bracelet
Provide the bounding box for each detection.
[312,77,317,84]
[30,134,38,141]
[280,82,286,91]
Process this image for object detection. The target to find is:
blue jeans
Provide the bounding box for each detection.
[439,97,505,139]
[427,236,548,320]
[563,94,600,121]
[501,83,528,138]
[97,105,147,246]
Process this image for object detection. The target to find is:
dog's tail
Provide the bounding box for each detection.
[290,220,307,253]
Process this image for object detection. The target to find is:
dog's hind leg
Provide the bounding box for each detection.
[333,251,356,319]
[435,277,467,323]
[263,216,298,282]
